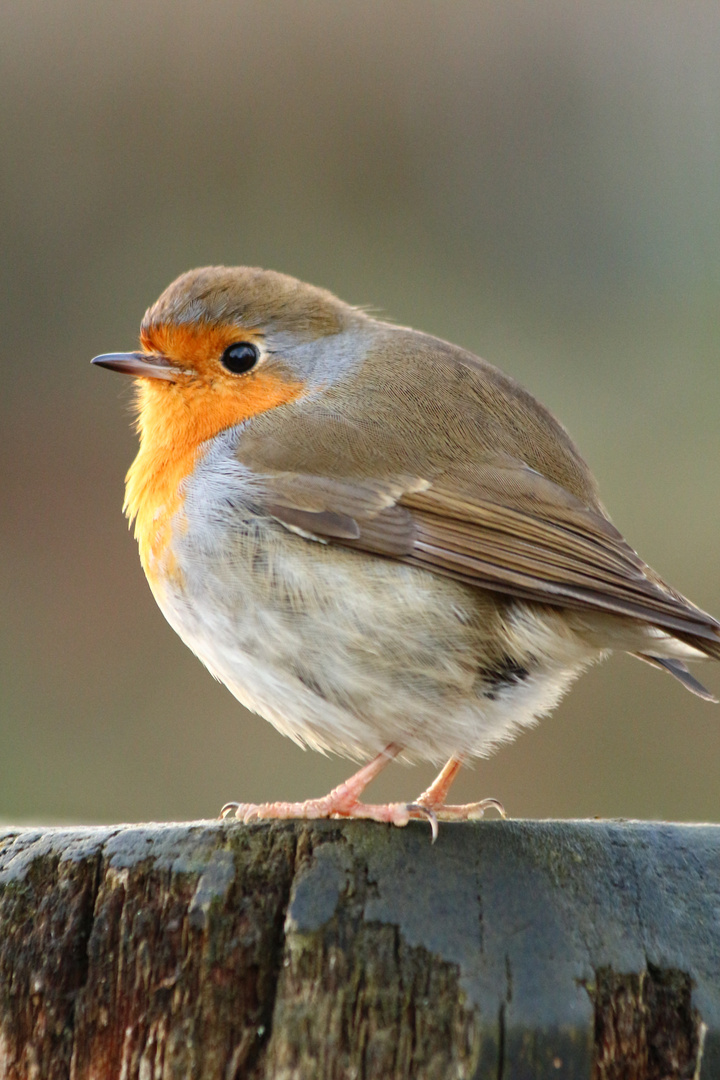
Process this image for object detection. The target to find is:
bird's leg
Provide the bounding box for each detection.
[413,756,506,822]
[221,742,418,827]
[416,756,464,806]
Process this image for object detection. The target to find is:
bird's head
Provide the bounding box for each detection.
[93,266,366,447]
[93,267,371,568]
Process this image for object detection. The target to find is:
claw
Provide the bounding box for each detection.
[220,802,240,819]
[470,797,506,819]
[407,802,439,843]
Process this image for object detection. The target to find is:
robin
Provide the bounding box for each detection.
[93,266,719,835]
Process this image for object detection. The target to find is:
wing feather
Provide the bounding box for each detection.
[263,466,720,655]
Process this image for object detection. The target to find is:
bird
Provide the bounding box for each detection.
[93,265,720,835]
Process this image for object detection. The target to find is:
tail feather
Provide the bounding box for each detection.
[634,653,718,702]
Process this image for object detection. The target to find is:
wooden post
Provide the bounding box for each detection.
[0,820,718,1079]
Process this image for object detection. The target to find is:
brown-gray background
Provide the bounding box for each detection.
[2,1,719,824]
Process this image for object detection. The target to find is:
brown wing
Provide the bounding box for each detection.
[236,322,719,656]
[262,464,720,655]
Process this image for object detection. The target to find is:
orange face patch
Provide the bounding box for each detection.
[140,321,263,375]
[125,320,305,586]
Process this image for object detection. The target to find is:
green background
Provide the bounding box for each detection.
[2,1,719,824]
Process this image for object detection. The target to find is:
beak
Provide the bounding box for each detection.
[91,352,185,381]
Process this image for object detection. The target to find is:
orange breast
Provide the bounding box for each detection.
[124,328,304,588]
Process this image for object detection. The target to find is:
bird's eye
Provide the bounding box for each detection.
[220,341,260,374]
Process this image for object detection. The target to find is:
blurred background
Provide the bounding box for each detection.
[2,0,719,824]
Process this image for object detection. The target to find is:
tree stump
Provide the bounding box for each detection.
[0,819,718,1079]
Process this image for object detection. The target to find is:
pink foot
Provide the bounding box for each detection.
[412,756,507,840]
[219,743,434,831]
[424,798,506,821]
[221,795,413,827]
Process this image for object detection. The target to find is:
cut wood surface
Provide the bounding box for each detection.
[0,819,718,1079]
